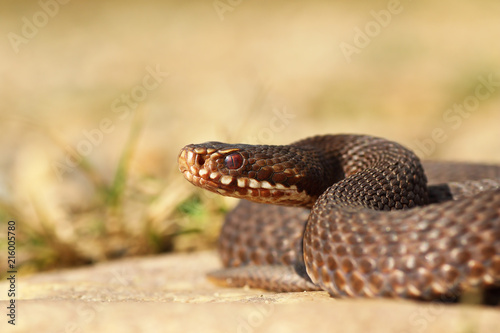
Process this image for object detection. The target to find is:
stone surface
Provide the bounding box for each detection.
[1,251,499,333]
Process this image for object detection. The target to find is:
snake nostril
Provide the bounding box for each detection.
[196,155,206,166]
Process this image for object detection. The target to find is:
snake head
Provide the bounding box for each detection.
[178,142,320,207]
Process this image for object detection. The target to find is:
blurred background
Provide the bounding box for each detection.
[1,0,499,276]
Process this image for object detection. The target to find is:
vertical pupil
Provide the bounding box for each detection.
[225,153,242,169]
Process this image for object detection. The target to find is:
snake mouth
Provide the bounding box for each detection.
[178,145,226,187]
[178,145,312,205]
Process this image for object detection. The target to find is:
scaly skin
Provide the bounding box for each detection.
[178,134,500,300]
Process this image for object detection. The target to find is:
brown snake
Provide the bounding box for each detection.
[178,134,500,300]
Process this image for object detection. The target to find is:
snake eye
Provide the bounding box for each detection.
[225,153,243,169]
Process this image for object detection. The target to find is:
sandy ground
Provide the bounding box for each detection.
[1,251,500,333]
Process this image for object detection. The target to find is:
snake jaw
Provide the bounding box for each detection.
[178,143,317,207]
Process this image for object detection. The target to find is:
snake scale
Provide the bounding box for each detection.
[178,134,500,300]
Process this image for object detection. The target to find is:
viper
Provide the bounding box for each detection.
[178,134,500,300]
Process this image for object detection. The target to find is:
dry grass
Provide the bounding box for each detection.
[1,0,499,276]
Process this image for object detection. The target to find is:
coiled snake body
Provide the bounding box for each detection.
[178,134,500,300]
